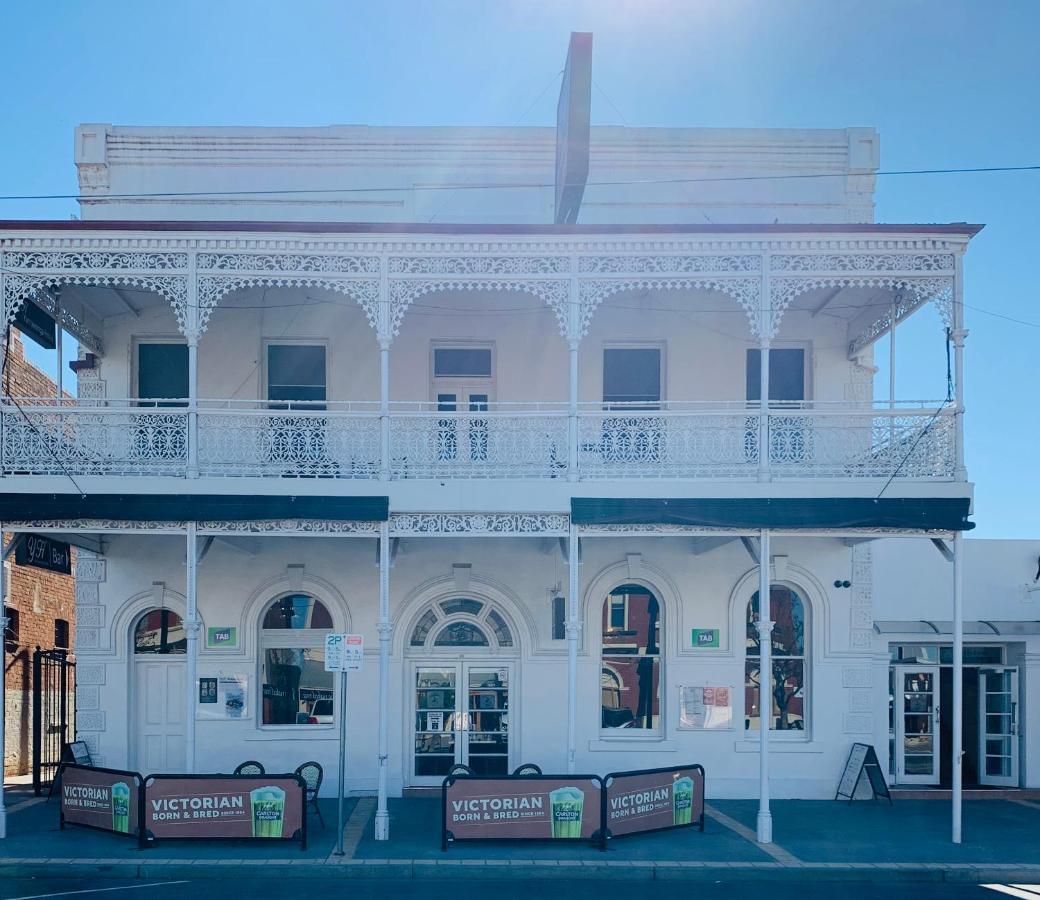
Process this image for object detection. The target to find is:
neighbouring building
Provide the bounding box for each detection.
[2,329,77,777]
[3,115,1033,842]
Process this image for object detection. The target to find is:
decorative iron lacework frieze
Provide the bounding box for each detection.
[195,252,380,274]
[2,250,189,270]
[577,277,761,340]
[769,253,956,273]
[388,279,570,341]
[577,254,761,275]
[2,520,188,533]
[575,524,952,537]
[389,513,570,536]
[195,274,380,337]
[389,256,569,275]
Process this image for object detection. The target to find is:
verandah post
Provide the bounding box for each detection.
[756,528,773,843]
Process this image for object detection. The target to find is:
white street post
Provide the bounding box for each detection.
[185,522,198,773]
[952,530,964,843]
[327,632,363,856]
[756,529,773,844]
[335,668,349,856]
[375,522,391,840]
[566,523,579,774]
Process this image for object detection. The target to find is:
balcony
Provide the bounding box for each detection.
[0,399,956,482]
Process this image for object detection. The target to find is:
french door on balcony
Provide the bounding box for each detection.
[412,662,511,786]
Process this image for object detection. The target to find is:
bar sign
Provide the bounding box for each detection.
[16,534,72,575]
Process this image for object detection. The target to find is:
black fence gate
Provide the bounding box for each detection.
[32,647,76,796]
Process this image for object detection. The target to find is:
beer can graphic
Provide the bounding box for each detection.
[672,776,693,826]
[250,786,286,838]
[548,786,584,838]
[111,782,131,834]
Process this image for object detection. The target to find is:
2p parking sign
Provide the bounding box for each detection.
[324,633,364,672]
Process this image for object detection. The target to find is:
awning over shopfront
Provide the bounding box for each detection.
[570,497,974,532]
[874,620,1040,635]
[0,493,389,522]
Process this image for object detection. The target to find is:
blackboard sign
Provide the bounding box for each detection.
[16,534,72,575]
[835,743,892,804]
[64,741,94,766]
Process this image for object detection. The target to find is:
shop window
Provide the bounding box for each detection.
[260,594,333,726]
[600,585,662,731]
[745,586,808,733]
[3,606,18,652]
[54,618,70,649]
[133,609,186,654]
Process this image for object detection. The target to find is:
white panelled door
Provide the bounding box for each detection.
[134,660,186,773]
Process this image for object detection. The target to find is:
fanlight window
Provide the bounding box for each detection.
[134,609,186,654]
[409,598,514,650]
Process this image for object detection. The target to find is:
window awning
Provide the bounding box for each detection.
[0,493,389,522]
[570,497,974,532]
[874,620,1040,636]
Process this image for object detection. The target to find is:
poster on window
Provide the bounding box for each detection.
[196,676,248,720]
[679,685,732,730]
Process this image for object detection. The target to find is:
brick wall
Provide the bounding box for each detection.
[3,327,78,776]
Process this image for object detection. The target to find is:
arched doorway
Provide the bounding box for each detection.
[131,608,187,772]
[405,598,518,786]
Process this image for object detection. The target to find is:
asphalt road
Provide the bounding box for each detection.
[0,879,1032,900]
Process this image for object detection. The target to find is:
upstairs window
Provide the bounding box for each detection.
[746,348,806,404]
[433,346,493,379]
[266,343,327,405]
[136,341,188,407]
[603,347,662,408]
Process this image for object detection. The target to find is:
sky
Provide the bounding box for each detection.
[1,0,1037,538]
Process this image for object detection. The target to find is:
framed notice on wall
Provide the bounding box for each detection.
[196,676,248,720]
[679,685,733,730]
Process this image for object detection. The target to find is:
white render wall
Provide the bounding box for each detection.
[74,125,879,225]
[90,286,864,406]
[78,533,875,799]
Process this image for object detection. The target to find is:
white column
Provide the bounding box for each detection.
[54,291,64,402]
[566,523,580,773]
[186,253,199,478]
[756,528,773,844]
[0,528,8,839]
[185,523,199,773]
[379,344,390,480]
[374,521,391,840]
[952,530,964,843]
[758,339,771,482]
[889,299,897,409]
[567,343,579,481]
[952,253,967,481]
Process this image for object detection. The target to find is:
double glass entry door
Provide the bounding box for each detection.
[894,666,940,784]
[413,664,510,784]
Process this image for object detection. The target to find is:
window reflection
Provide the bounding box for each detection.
[601,586,661,730]
[260,593,333,726]
[745,586,807,732]
[134,609,186,654]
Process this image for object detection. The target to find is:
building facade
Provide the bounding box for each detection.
[3,330,77,777]
[1,122,1008,843]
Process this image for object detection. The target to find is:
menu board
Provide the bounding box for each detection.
[444,776,602,843]
[604,766,704,837]
[61,764,140,836]
[144,775,304,843]
[679,685,732,730]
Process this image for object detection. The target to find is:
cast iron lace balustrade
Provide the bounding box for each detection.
[0,399,955,481]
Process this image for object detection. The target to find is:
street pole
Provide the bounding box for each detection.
[952,531,964,844]
[334,669,348,856]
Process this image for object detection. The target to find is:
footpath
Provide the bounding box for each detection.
[4,784,1040,883]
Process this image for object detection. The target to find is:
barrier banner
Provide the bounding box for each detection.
[442,775,603,848]
[60,763,142,837]
[142,774,306,847]
[604,764,705,838]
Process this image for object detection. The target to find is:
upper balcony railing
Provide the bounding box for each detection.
[0,398,956,482]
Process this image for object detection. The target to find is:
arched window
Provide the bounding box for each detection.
[600,585,661,731]
[746,586,808,733]
[134,609,186,654]
[407,598,514,651]
[260,594,334,726]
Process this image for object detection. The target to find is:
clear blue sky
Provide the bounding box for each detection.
[2,0,1037,538]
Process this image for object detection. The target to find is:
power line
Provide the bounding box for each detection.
[0,164,1038,203]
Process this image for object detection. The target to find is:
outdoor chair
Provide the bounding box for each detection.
[512,763,542,776]
[294,760,325,829]
[233,760,265,776]
[447,763,474,778]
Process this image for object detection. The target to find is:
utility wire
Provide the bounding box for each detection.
[0,164,1037,203]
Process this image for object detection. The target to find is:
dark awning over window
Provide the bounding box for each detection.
[571,497,973,532]
[0,493,389,523]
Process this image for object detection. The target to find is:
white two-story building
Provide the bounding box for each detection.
[3,121,1030,843]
